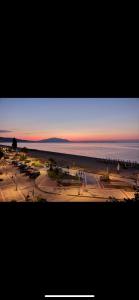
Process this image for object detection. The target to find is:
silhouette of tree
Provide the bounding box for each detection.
[48,158,56,165]
[12,138,17,150]
[0,150,4,159]
[22,147,28,153]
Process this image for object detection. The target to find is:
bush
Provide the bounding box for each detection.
[20,154,27,161]
[48,168,63,180]
[48,158,57,166]
[37,196,47,202]
[22,147,28,153]
[32,160,43,167]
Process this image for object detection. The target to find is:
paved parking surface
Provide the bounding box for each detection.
[0,156,136,202]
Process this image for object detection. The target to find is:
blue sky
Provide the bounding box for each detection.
[0,98,139,141]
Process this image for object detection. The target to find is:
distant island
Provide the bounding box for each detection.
[38,138,70,143]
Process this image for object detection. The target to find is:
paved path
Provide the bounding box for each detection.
[0,160,135,202]
[83,172,104,189]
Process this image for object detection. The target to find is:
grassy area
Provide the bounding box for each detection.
[32,160,43,167]
[48,168,63,180]
[19,154,27,161]
[48,167,79,183]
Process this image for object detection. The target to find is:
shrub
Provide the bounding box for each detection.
[22,147,28,153]
[48,168,63,180]
[20,154,27,161]
[32,160,43,167]
[37,196,47,202]
[48,158,57,165]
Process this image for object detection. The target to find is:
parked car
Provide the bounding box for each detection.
[12,160,17,165]
[25,168,34,175]
[19,165,29,172]
[19,164,26,169]
[20,168,27,173]
[29,172,40,179]
[16,162,22,166]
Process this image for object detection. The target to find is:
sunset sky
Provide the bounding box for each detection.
[0,98,139,141]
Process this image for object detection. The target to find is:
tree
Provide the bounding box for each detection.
[22,147,28,153]
[12,138,17,150]
[48,158,56,165]
[0,150,4,160]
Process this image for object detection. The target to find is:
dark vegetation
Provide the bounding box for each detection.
[0,149,4,159]
[12,138,17,150]
[48,166,79,186]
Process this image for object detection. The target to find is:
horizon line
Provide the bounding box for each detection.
[0,136,139,142]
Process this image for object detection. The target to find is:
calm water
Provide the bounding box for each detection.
[1,142,139,163]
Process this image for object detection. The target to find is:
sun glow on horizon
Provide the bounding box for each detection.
[0,98,139,142]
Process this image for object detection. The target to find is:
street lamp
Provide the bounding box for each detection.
[32,188,35,201]
[15,174,18,191]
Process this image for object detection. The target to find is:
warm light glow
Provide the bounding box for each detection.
[0,98,139,142]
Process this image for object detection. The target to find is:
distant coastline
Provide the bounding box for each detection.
[0,137,139,143]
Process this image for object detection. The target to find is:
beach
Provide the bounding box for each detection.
[0,145,138,202]
[1,144,139,177]
[23,148,139,177]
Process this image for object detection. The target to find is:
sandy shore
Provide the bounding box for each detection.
[24,148,139,176]
[1,145,138,176]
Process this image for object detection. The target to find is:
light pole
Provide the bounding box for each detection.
[117,162,120,174]
[32,178,36,201]
[32,188,35,201]
[14,173,18,191]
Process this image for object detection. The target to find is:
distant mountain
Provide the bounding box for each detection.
[38,138,70,143]
[0,137,70,143]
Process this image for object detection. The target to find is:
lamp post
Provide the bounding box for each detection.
[32,178,36,201]
[32,188,35,201]
[14,173,18,191]
[117,162,120,174]
[136,174,139,189]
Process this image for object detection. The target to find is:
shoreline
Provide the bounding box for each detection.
[1,144,139,175]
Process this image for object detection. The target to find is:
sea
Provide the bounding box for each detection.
[1,142,139,163]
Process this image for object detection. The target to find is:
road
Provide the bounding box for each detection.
[81,172,104,189]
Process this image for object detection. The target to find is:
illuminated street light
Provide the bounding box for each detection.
[117,162,120,173]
